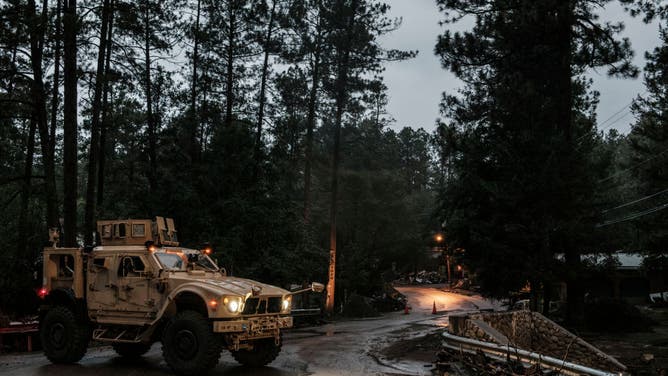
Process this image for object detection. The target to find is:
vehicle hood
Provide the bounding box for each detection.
[169,275,290,298]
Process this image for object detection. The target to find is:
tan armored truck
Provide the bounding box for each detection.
[38,217,323,375]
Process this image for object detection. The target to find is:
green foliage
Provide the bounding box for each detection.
[434,0,637,301]
[623,27,668,252]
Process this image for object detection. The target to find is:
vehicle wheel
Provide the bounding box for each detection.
[112,342,152,358]
[162,310,222,375]
[40,305,89,363]
[230,333,282,367]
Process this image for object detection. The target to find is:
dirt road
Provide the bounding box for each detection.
[0,285,499,376]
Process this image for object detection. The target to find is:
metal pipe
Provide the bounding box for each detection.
[442,332,624,376]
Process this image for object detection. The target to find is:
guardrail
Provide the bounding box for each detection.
[0,321,39,353]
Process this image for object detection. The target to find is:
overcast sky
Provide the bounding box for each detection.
[380,0,662,135]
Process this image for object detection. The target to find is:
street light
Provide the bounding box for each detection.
[434,233,451,286]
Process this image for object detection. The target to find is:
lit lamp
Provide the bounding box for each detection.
[435,233,451,287]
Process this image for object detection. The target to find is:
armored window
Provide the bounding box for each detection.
[118,256,146,277]
[132,224,146,237]
[57,255,74,278]
[118,223,126,237]
[93,258,106,267]
[101,224,112,238]
[131,256,145,271]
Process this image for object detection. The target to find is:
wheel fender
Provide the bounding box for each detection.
[154,286,210,322]
[44,287,77,307]
[40,288,84,322]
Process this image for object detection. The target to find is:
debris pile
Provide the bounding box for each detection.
[371,285,407,312]
[394,270,444,285]
[435,347,559,376]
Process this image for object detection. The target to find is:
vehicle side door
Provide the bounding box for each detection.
[114,254,160,318]
[87,253,118,315]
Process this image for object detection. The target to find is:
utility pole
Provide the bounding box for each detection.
[435,233,451,285]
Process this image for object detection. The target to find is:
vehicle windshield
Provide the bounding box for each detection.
[154,252,184,270]
[192,254,218,271]
[154,249,219,272]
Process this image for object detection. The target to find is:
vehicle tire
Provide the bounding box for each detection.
[112,342,152,358]
[40,305,89,363]
[230,333,282,367]
[161,310,222,375]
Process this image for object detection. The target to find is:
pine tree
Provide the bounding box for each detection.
[62,0,78,246]
[435,0,635,322]
[627,25,668,251]
[320,0,415,313]
[84,0,114,244]
[281,0,331,224]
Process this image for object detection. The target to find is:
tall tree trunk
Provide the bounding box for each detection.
[17,119,37,256]
[325,0,357,314]
[28,0,58,231]
[47,0,61,230]
[201,67,209,150]
[21,0,46,253]
[303,44,321,224]
[190,0,201,163]
[225,3,236,127]
[254,0,277,171]
[84,0,112,245]
[145,0,157,196]
[325,92,344,314]
[6,39,18,96]
[98,0,115,210]
[555,1,583,326]
[62,0,78,247]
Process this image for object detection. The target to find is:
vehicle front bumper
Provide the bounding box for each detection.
[213,315,293,334]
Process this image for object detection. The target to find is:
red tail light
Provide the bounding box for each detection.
[37,287,48,299]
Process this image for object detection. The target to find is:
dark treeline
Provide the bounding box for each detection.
[0,0,435,316]
[3,0,668,322]
[434,0,668,324]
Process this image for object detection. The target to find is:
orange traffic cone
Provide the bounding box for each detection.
[404,302,410,315]
[432,300,437,314]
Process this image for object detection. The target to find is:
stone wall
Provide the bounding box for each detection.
[448,311,626,373]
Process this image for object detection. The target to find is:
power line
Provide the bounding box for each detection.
[602,187,668,214]
[598,101,633,129]
[598,111,631,133]
[598,147,668,183]
[597,200,668,227]
[598,90,646,129]
[576,92,646,146]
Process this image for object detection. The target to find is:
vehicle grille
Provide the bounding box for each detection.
[242,296,282,314]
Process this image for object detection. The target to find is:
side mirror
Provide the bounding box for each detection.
[289,282,325,295]
[310,282,325,293]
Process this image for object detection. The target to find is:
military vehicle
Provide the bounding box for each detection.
[38,217,323,375]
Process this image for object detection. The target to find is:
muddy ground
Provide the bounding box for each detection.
[583,306,668,375]
[381,331,444,364]
[378,306,668,376]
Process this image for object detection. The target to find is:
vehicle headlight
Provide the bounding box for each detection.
[282,297,292,312]
[223,297,242,314]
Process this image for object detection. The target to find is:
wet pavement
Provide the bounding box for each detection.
[0,285,500,376]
